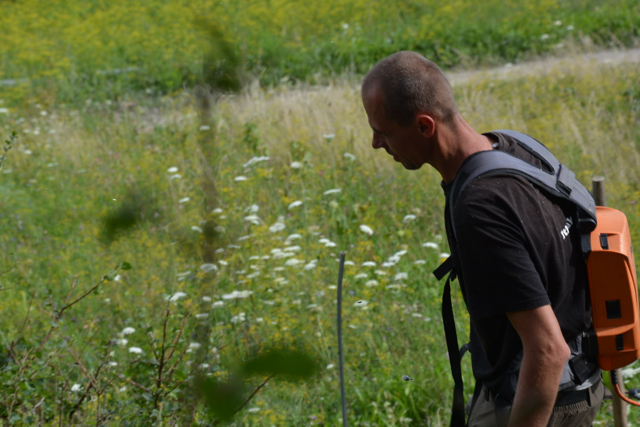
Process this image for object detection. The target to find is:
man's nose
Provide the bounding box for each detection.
[372,134,384,149]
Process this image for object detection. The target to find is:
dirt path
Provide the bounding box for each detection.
[448,48,640,85]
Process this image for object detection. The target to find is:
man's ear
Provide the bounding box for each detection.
[416,115,435,138]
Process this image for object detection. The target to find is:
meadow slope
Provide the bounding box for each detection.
[0,51,640,425]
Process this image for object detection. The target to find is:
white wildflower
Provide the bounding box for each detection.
[218,260,228,266]
[414,260,427,265]
[167,166,179,173]
[248,407,260,413]
[326,364,335,369]
[304,262,317,270]
[374,270,387,276]
[199,125,210,131]
[365,280,379,287]
[287,233,302,241]
[284,258,302,267]
[195,313,209,319]
[113,274,122,282]
[108,361,118,367]
[212,208,223,214]
[567,25,574,31]
[343,152,356,161]
[212,301,224,308]
[170,174,181,180]
[394,272,408,281]
[243,205,259,214]
[116,338,128,346]
[359,225,374,235]
[540,34,550,40]
[355,273,368,280]
[167,292,187,302]
[284,245,302,252]
[128,347,143,354]
[288,200,303,210]
[244,214,261,225]
[403,214,417,223]
[325,241,337,248]
[423,242,439,249]
[200,263,218,273]
[178,197,190,204]
[324,188,341,195]
[234,176,248,182]
[191,225,203,233]
[189,342,202,350]
[439,253,450,259]
[202,296,212,302]
[0,108,9,114]
[231,313,246,324]
[176,271,191,281]
[222,290,253,300]
[71,384,82,392]
[362,261,376,267]
[554,20,562,26]
[290,161,303,169]
[121,327,136,335]
[243,156,269,168]
[354,300,368,307]
[323,134,335,140]
[412,313,423,318]
[269,217,286,233]
[382,262,396,268]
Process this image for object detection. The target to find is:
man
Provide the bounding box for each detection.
[361,51,605,427]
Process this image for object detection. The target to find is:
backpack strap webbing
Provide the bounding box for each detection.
[441,268,466,427]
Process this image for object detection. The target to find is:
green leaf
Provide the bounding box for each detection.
[195,376,246,422]
[120,261,132,270]
[242,348,319,382]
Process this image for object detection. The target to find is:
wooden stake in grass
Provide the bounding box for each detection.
[337,251,348,427]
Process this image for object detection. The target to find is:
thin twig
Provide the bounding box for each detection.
[218,325,244,352]
[154,309,170,410]
[124,377,151,394]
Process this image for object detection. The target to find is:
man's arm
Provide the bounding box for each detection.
[506,305,571,427]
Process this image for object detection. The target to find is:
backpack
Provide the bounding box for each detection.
[433,129,640,427]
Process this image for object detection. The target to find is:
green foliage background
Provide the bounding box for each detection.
[1,0,640,103]
[1,0,640,425]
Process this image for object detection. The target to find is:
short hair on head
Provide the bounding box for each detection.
[362,51,459,127]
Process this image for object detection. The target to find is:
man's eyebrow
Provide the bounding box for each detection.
[370,126,386,135]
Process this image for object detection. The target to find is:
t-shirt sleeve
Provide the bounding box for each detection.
[454,178,551,320]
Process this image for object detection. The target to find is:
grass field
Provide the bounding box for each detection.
[1,0,640,105]
[2,0,640,425]
[1,52,640,424]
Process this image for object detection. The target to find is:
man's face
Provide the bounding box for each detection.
[362,86,426,170]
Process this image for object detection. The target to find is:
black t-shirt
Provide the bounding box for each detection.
[441,131,592,394]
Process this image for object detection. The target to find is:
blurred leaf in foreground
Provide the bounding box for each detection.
[195,375,246,422]
[242,348,319,382]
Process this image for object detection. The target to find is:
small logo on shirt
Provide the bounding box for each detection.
[560,217,573,239]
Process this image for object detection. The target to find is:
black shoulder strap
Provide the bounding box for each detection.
[441,270,466,427]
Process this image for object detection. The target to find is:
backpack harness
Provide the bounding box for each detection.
[432,130,640,426]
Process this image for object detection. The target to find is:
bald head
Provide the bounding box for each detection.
[362,51,459,127]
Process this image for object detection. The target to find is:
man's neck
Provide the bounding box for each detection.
[433,117,494,183]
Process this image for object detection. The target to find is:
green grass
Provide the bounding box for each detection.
[1,55,640,424]
[1,0,640,105]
